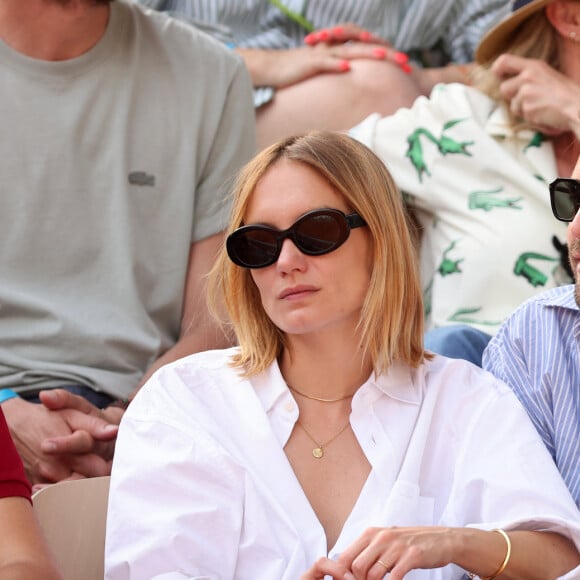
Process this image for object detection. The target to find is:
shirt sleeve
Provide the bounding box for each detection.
[191,51,256,242]
[0,408,31,502]
[447,377,580,557]
[105,388,246,579]
[440,0,510,63]
[481,307,557,460]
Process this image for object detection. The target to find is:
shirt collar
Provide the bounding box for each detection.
[545,285,580,312]
[253,358,423,415]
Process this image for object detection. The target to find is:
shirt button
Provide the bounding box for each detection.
[284,401,295,412]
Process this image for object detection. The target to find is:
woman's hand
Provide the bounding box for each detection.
[304,23,388,47]
[492,54,580,137]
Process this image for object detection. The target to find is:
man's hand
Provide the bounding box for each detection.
[493,54,580,137]
[2,390,119,484]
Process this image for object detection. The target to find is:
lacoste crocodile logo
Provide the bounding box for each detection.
[437,240,463,276]
[468,187,523,211]
[524,131,544,152]
[128,171,155,186]
[513,252,558,287]
[406,119,474,182]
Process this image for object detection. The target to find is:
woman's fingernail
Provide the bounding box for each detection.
[400,62,413,74]
[332,26,344,35]
[360,31,372,41]
[394,51,410,64]
[304,33,316,44]
[318,30,330,41]
[373,47,387,58]
[339,60,350,71]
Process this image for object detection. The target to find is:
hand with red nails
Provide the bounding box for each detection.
[303,23,389,47]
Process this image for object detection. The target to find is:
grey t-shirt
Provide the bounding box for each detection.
[0,1,256,398]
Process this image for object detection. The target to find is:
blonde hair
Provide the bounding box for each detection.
[208,131,427,377]
[473,11,560,129]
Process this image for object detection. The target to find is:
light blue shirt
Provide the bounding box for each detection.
[483,285,580,507]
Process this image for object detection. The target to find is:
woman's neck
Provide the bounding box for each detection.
[279,333,373,401]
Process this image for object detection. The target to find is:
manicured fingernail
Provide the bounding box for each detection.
[318,30,330,41]
[332,26,344,35]
[360,31,372,41]
[339,60,350,71]
[304,33,316,44]
[394,51,410,64]
[400,62,413,74]
[373,47,387,58]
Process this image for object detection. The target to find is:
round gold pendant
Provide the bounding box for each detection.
[312,447,324,459]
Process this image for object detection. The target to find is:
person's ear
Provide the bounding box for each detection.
[545,0,580,42]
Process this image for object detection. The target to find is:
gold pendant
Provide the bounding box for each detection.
[312,447,324,459]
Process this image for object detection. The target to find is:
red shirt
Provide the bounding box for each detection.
[0,407,31,501]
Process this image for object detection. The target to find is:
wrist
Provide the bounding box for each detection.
[0,389,20,405]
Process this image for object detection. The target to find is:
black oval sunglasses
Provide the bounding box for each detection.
[226,208,367,269]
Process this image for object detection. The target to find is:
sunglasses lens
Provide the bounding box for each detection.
[554,181,580,221]
[295,212,347,255]
[227,228,279,268]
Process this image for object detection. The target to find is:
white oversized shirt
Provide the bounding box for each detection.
[105,348,580,579]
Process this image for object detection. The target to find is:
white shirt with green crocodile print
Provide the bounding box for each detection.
[351,83,569,336]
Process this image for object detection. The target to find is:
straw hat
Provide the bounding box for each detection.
[475,0,553,63]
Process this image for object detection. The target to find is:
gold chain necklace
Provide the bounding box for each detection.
[296,420,351,459]
[288,384,355,403]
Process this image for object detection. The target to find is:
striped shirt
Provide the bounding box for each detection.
[138,0,510,105]
[483,285,580,507]
[137,0,509,62]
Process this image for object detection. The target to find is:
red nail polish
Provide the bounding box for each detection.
[304,33,315,44]
[360,31,371,41]
[372,47,387,58]
[394,51,410,64]
[339,60,350,71]
[332,26,344,35]
[318,30,330,41]
[400,62,412,74]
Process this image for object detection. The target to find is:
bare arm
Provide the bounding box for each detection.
[0,496,62,580]
[302,526,579,580]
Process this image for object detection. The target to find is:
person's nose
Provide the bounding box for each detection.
[276,238,307,273]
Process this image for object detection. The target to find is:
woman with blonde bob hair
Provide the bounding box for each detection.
[105,131,580,580]
[213,130,425,377]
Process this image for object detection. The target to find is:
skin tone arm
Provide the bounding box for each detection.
[301,526,580,580]
[0,496,62,580]
[5,233,232,484]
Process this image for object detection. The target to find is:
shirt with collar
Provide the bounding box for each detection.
[105,347,580,579]
[483,284,580,507]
